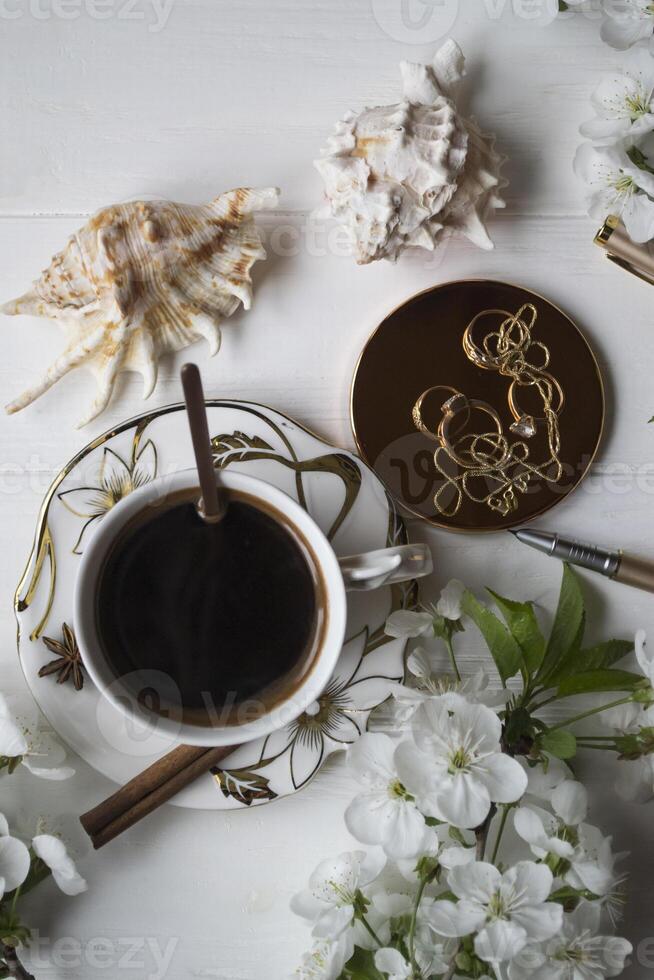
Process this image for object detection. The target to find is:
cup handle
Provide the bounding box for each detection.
[338,544,432,593]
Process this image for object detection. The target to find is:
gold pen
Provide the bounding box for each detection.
[510,528,654,595]
[595,214,654,287]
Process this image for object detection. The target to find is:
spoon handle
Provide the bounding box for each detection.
[181,363,228,522]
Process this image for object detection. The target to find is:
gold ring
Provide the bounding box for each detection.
[508,372,564,425]
[412,385,467,441]
[438,393,511,470]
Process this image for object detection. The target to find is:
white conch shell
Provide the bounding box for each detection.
[314,39,506,264]
[2,186,279,426]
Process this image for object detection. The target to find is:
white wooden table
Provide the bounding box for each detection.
[2,3,654,977]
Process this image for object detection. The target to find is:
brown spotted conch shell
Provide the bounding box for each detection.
[2,186,279,426]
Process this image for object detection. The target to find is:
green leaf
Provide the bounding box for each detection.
[541,729,577,760]
[14,855,51,899]
[549,884,598,909]
[549,885,583,903]
[627,145,654,176]
[342,947,385,980]
[456,951,474,973]
[543,613,586,686]
[544,637,634,688]
[573,640,634,673]
[538,565,585,683]
[487,590,545,675]
[461,590,523,684]
[415,855,440,882]
[557,669,646,698]
[448,826,472,847]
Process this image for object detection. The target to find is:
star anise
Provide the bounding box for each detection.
[39,623,84,691]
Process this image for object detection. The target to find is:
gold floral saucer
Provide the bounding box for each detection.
[15,401,415,810]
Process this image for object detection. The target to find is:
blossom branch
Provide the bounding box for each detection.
[291,573,640,980]
[1,944,35,980]
[490,804,511,864]
[443,634,461,683]
[407,876,428,974]
[475,804,496,861]
[547,695,635,733]
[357,914,383,948]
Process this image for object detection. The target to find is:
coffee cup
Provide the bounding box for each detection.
[74,469,432,747]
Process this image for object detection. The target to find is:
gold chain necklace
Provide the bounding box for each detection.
[412,304,564,518]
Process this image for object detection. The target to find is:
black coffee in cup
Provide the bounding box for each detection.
[96,490,326,726]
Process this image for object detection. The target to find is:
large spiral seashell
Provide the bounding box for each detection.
[2,186,279,426]
[314,39,506,264]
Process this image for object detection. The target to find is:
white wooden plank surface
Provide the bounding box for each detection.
[1,2,654,977]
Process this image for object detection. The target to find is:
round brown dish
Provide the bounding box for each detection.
[350,280,605,532]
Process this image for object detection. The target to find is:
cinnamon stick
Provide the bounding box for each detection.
[80,743,237,849]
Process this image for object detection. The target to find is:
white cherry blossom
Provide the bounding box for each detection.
[425,861,563,965]
[384,580,465,641]
[615,744,654,803]
[344,733,427,859]
[293,935,354,980]
[436,579,465,621]
[508,903,632,980]
[520,757,571,800]
[604,700,654,802]
[394,822,474,882]
[0,693,28,761]
[374,948,411,980]
[574,140,654,242]
[580,48,654,142]
[565,824,623,900]
[0,694,74,780]
[388,660,503,724]
[374,935,452,980]
[0,814,30,901]
[384,610,434,640]
[514,806,575,861]
[604,700,646,743]
[413,900,458,973]
[514,781,588,861]
[634,628,654,685]
[291,851,385,939]
[600,0,654,51]
[610,747,654,801]
[384,837,438,883]
[395,695,527,829]
[553,779,590,825]
[32,835,87,896]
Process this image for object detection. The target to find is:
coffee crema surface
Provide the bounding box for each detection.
[96,490,325,726]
